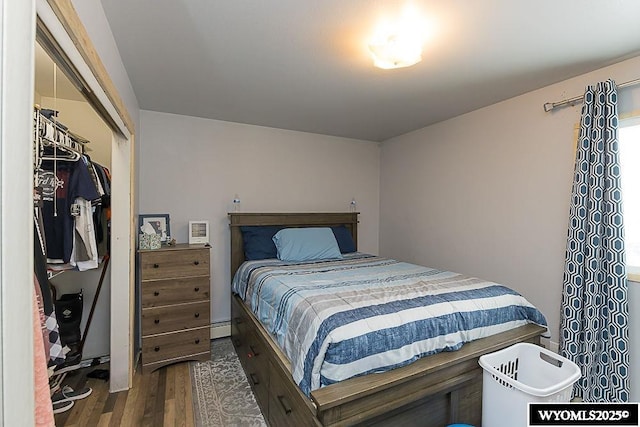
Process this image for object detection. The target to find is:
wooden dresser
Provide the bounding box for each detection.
[139,243,211,371]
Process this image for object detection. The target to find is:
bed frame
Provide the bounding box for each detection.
[229,212,545,426]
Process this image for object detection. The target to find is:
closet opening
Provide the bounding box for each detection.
[33,12,134,397]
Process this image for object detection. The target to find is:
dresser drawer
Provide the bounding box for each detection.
[140,248,210,279]
[142,327,210,365]
[141,277,209,307]
[142,301,210,335]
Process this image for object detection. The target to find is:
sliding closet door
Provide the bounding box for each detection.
[110,132,134,391]
[0,0,37,425]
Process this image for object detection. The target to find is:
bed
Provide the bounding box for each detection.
[229,212,547,426]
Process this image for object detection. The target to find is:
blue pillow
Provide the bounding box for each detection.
[240,226,283,260]
[331,226,356,253]
[272,228,343,262]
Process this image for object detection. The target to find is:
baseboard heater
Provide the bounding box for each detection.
[210,321,231,339]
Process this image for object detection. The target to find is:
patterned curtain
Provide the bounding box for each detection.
[560,79,629,402]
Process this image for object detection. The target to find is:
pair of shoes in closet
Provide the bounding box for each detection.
[52,400,74,414]
[52,351,83,375]
[52,385,92,406]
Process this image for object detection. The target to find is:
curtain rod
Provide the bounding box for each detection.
[543,77,640,112]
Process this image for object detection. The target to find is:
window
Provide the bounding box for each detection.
[619,121,640,280]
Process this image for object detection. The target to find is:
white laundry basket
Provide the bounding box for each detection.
[478,343,581,427]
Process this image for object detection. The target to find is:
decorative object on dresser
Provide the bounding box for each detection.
[139,243,211,372]
[188,220,210,245]
[139,213,171,243]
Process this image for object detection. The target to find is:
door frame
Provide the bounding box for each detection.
[0,0,37,425]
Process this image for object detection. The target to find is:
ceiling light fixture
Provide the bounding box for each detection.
[369,34,422,69]
[368,4,426,70]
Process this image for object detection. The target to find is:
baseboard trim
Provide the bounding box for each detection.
[540,337,559,353]
[210,321,231,339]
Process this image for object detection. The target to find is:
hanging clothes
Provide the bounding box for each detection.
[39,157,99,265]
[70,197,99,271]
[33,220,65,366]
[92,162,111,257]
[33,108,113,376]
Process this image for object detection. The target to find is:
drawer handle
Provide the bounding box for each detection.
[249,345,259,357]
[154,346,160,352]
[194,287,200,292]
[194,313,200,318]
[153,263,159,268]
[277,395,292,415]
[249,373,260,385]
[193,260,200,265]
[153,291,160,296]
[195,339,200,344]
[154,319,160,324]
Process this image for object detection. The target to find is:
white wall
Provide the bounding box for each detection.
[380,54,640,348]
[139,110,380,323]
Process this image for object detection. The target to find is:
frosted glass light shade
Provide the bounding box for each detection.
[369,34,422,69]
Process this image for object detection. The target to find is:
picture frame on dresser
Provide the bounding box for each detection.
[139,213,171,242]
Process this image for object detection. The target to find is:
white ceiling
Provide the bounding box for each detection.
[100,0,640,142]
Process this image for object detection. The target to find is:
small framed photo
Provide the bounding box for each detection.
[139,214,171,243]
[189,220,210,244]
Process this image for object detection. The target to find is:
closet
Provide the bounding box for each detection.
[34,41,113,366]
[33,39,115,415]
[30,2,136,397]
[0,3,135,423]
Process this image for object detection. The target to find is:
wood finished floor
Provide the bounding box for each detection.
[53,362,195,426]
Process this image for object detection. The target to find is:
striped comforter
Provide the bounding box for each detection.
[232,254,547,396]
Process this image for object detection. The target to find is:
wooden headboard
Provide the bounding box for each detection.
[228,212,359,279]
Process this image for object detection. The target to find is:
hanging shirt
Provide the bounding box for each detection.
[70,198,99,271]
[40,159,99,263]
